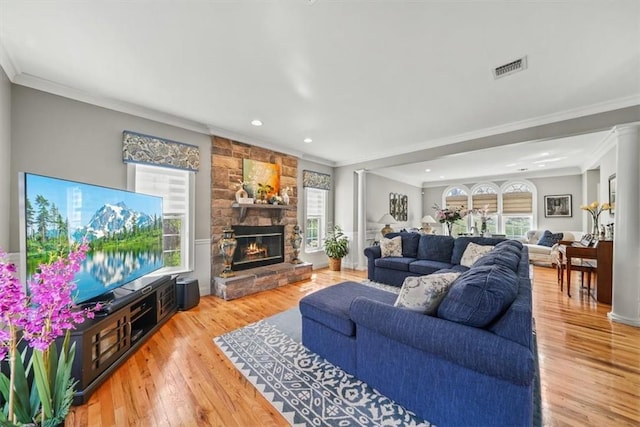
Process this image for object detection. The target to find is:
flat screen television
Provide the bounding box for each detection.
[19,172,164,305]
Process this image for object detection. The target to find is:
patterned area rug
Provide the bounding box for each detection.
[214,317,430,426]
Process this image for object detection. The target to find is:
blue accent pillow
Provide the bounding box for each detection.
[537,230,563,247]
[385,232,421,258]
[437,264,519,327]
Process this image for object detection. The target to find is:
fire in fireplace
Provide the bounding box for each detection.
[232,225,285,271]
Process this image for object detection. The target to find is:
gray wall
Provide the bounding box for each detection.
[366,172,422,238]
[9,86,212,287]
[0,67,10,249]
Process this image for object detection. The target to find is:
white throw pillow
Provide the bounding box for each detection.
[394,272,461,315]
[380,236,402,257]
[460,242,494,267]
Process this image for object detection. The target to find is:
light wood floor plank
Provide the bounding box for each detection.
[65,267,640,426]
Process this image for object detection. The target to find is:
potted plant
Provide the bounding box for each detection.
[0,243,98,427]
[323,225,349,271]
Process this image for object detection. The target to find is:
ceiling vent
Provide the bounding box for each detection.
[493,56,528,79]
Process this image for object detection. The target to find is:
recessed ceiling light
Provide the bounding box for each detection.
[425,168,431,172]
[439,175,445,179]
[506,163,517,167]
[538,164,546,168]
[251,119,263,126]
[303,137,312,143]
[541,152,549,156]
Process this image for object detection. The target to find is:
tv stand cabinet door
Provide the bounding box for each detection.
[157,279,178,322]
[73,307,131,390]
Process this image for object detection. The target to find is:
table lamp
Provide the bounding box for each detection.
[378,213,397,237]
[421,215,437,234]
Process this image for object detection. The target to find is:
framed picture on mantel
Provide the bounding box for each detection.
[544,194,572,217]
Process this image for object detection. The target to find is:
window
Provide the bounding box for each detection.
[129,163,194,273]
[501,182,534,239]
[471,184,499,234]
[305,187,327,252]
[444,186,470,235]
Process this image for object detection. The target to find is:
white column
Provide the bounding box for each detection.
[608,124,640,327]
[355,169,367,270]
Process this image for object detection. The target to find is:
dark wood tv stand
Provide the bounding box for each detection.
[70,275,177,405]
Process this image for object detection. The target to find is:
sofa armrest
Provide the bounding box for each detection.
[363,245,382,280]
[350,297,534,385]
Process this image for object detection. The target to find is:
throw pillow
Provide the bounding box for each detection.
[437,264,519,328]
[394,272,461,315]
[460,242,494,267]
[537,230,563,247]
[380,236,402,257]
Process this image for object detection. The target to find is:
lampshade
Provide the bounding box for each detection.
[378,213,396,237]
[378,213,397,225]
[421,215,436,224]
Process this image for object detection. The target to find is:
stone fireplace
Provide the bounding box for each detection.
[210,136,312,300]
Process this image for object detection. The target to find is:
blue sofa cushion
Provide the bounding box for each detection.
[374,256,416,272]
[451,237,506,265]
[437,264,519,327]
[496,239,524,250]
[473,251,520,272]
[537,230,563,247]
[299,281,397,336]
[417,235,455,263]
[386,232,421,258]
[493,244,522,257]
[409,259,453,275]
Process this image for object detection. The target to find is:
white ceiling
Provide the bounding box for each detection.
[1,1,639,186]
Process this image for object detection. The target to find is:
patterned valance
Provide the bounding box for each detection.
[303,170,331,190]
[122,130,200,172]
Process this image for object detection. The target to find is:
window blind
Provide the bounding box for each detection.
[502,191,533,214]
[445,195,468,210]
[471,193,498,212]
[134,164,189,215]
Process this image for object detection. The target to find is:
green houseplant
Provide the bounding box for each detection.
[323,225,349,271]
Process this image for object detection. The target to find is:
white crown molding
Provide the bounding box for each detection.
[335,94,640,168]
[580,128,617,172]
[13,73,212,135]
[0,41,19,80]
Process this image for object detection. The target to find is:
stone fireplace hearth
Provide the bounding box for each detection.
[210,136,312,299]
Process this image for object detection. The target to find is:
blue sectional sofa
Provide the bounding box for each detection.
[300,239,534,426]
[364,232,508,286]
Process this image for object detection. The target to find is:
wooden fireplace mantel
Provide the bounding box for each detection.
[231,202,295,222]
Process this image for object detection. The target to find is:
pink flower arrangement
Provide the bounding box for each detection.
[0,242,99,425]
[433,203,468,224]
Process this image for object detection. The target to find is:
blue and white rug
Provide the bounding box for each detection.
[214,313,431,426]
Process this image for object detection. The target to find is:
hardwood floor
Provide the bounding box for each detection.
[66,267,640,427]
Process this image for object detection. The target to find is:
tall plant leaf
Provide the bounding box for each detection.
[32,350,53,419]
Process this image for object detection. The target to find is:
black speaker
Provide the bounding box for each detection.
[176,278,200,311]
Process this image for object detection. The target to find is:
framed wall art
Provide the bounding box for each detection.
[608,173,616,215]
[544,194,572,217]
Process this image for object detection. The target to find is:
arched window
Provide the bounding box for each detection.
[501,181,535,239]
[470,183,499,235]
[441,185,470,236]
[439,180,536,238]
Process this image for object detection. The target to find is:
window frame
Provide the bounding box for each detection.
[127,163,195,274]
[304,187,328,253]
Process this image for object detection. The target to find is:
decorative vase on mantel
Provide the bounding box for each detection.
[219,229,237,277]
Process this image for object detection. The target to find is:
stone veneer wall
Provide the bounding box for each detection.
[211,136,298,278]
